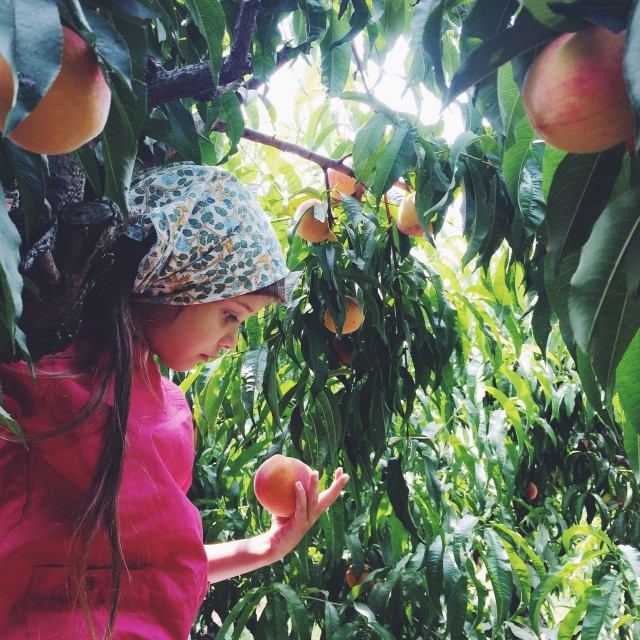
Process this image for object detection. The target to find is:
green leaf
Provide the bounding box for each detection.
[582,573,624,640]
[216,587,266,639]
[352,112,388,184]
[561,524,613,552]
[212,91,244,161]
[482,527,513,627]
[618,544,640,613]
[241,342,268,415]
[331,0,370,50]
[71,144,104,200]
[576,347,613,426]
[0,181,23,354]
[460,157,496,267]
[386,457,425,543]
[411,0,446,93]
[3,0,62,134]
[162,100,203,163]
[502,538,532,612]
[101,77,146,218]
[85,9,133,88]
[546,147,625,275]
[0,0,14,61]
[443,12,557,107]
[426,535,444,609]
[183,0,225,83]
[569,185,640,392]
[0,394,27,448]
[530,549,606,634]
[2,139,48,242]
[557,586,595,640]
[441,547,467,639]
[617,330,640,434]
[320,10,351,97]
[271,582,311,640]
[497,61,526,146]
[310,389,343,464]
[91,0,154,21]
[492,524,546,577]
[372,121,417,202]
[502,117,536,206]
[623,415,640,483]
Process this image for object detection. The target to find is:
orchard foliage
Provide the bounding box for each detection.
[3,0,640,638]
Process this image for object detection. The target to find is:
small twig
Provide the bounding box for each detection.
[212,121,410,191]
[212,122,355,175]
[383,192,394,226]
[323,169,334,225]
[351,43,371,95]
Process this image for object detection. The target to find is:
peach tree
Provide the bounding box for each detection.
[2,0,640,637]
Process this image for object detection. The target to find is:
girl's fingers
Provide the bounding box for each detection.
[307,470,320,517]
[317,472,350,512]
[294,480,307,517]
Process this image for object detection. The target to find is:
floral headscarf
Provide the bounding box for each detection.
[124,163,291,304]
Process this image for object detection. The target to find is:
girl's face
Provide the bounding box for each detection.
[135,293,273,371]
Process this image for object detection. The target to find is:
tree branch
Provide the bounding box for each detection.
[212,122,410,191]
[146,0,262,108]
[221,0,261,82]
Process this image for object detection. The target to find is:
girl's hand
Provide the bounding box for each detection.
[266,467,350,561]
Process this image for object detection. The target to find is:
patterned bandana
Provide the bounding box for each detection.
[124,163,290,305]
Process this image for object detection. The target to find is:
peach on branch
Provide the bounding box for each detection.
[524,482,538,501]
[292,198,337,243]
[345,564,370,589]
[0,26,111,155]
[324,297,364,335]
[522,25,634,154]
[396,191,433,237]
[253,454,313,518]
[327,157,365,201]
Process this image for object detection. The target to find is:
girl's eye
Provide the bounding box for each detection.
[225,312,239,324]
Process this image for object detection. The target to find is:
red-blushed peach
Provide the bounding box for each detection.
[522,26,634,154]
[254,454,313,518]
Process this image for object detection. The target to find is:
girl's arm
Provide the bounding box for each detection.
[205,468,349,583]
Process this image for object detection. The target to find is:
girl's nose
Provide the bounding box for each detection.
[219,329,239,351]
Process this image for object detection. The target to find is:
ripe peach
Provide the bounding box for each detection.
[522,26,635,154]
[324,297,364,335]
[327,157,364,201]
[396,191,433,236]
[525,482,538,501]
[293,198,337,243]
[345,564,370,589]
[333,335,352,366]
[254,454,313,518]
[0,26,111,155]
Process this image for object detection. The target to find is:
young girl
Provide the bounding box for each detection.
[0,163,350,639]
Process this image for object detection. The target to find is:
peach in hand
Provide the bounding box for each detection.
[254,454,313,518]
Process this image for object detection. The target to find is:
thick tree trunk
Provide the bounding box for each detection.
[1,201,122,362]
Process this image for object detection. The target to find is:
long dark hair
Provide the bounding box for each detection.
[72,232,156,639]
[72,232,287,638]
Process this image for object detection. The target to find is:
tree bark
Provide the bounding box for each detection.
[0,202,122,362]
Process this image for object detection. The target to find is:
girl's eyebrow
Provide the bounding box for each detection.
[229,299,254,315]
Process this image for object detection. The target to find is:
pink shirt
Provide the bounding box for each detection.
[0,337,209,639]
